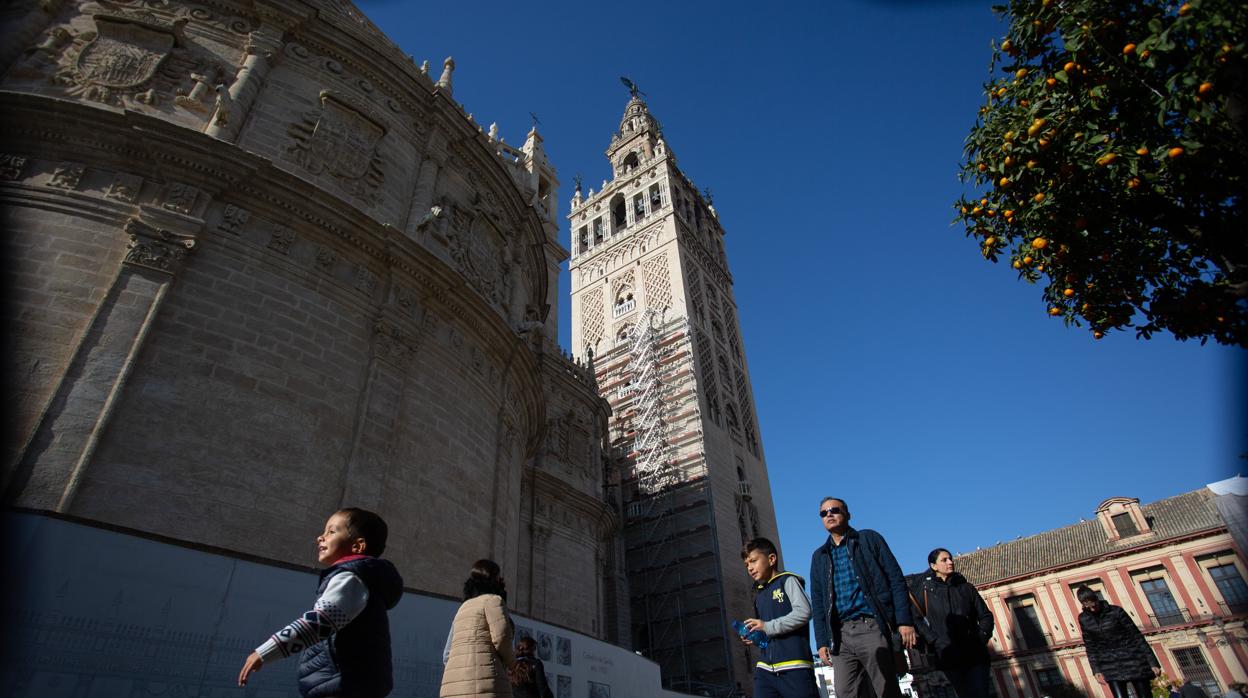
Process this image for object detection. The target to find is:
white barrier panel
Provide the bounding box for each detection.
[1,513,679,698]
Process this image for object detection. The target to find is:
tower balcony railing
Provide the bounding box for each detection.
[613,299,636,317]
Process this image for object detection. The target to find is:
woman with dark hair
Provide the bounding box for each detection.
[912,548,995,698]
[1076,586,1160,698]
[440,559,515,697]
[510,637,554,698]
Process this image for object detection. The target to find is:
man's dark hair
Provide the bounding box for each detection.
[741,537,778,560]
[337,507,388,556]
[464,558,507,600]
[820,496,848,512]
[927,548,952,565]
[1076,586,1100,604]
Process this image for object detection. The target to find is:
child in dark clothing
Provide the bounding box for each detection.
[238,508,404,698]
[741,537,821,698]
[510,636,555,698]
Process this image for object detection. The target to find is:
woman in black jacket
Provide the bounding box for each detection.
[914,548,996,698]
[1076,586,1160,698]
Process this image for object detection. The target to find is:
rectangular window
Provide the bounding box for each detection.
[633,194,646,220]
[1070,578,1107,603]
[649,184,663,210]
[1172,646,1221,696]
[1208,563,1248,614]
[578,226,589,253]
[1035,667,1066,691]
[1007,595,1049,649]
[1139,576,1185,627]
[593,218,604,244]
[1112,512,1140,538]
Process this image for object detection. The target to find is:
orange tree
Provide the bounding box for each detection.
[956,0,1247,345]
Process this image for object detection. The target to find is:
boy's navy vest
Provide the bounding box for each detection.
[298,555,404,698]
[754,572,815,673]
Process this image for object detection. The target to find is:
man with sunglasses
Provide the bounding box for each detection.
[809,497,916,698]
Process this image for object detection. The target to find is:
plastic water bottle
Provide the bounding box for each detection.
[732,620,769,649]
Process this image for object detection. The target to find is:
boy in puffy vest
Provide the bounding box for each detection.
[237,508,404,698]
[741,537,821,698]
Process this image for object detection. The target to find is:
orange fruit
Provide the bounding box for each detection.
[1140,49,1151,59]
[1004,209,1015,218]
[1064,61,1076,73]
[977,162,987,172]
[1179,3,1191,15]
[1046,77,1057,87]
[985,237,997,246]
[987,210,997,217]
[981,198,989,207]
[1002,39,1016,55]
[1032,237,1049,249]
[1096,152,1118,166]
[1004,156,1015,167]
[1034,192,1047,203]
[1127,177,1141,189]
[999,177,1012,187]
[1063,288,1075,297]
[961,206,970,214]
[1039,138,1052,150]
[1168,146,1184,158]
[1016,69,1029,79]
[1023,256,1034,264]
[1123,43,1136,55]
[1049,307,1062,316]
[972,206,983,215]
[1136,147,1150,156]
[1093,330,1104,339]
[997,87,1008,98]
[1013,260,1022,269]
[1198,82,1214,96]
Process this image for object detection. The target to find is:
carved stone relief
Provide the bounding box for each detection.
[123,217,195,273]
[161,181,199,213]
[217,204,250,234]
[286,90,386,206]
[447,215,509,311]
[39,6,234,112]
[0,154,29,181]
[107,172,142,201]
[267,225,296,254]
[48,163,86,190]
[315,245,336,271]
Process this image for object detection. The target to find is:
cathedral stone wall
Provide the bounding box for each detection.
[2,0,623,643]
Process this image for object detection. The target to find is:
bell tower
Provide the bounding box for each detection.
[568,90,782,695]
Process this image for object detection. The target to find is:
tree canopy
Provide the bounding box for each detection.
[956,0,1247,345]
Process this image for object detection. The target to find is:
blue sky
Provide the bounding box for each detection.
[360,0,1246,575]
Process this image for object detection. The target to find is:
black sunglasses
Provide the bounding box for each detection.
[819,507,844,518]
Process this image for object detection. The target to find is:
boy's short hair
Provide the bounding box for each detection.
[1075,586,1099,603]
[337,507,388,556]
[741,537,778,560]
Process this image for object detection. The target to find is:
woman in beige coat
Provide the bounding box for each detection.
[440,559,515,697]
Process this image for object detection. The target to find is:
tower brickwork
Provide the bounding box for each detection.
[568,95,782,694]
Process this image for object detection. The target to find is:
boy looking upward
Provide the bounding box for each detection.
[741,537,821,698]
[238,508,404,698]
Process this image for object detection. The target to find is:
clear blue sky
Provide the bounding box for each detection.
[361,0,1246,575]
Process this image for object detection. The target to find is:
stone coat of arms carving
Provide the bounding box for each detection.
[287,91,386,206]
[53,13,200,107]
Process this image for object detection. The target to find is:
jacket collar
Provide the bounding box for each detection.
[824,526,859,550]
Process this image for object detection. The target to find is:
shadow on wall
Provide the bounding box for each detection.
[0,512,666,698]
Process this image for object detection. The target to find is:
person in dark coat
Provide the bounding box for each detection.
[912,549,995,698]
[1076,586,1160,698]
[510,636,553,698]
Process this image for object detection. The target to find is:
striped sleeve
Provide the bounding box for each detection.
[255,572,369,663]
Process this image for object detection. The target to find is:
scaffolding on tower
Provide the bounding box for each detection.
[626,308,676,495]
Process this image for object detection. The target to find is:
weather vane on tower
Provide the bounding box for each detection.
[619,77,645,99]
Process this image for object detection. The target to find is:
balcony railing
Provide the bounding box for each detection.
[1147,608,1191,628]
[1217,600,1248,616]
